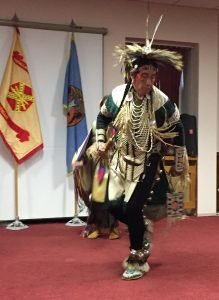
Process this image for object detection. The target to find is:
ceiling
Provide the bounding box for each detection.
[128,0,219,10]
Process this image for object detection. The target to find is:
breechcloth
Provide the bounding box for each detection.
[107,153,161,250]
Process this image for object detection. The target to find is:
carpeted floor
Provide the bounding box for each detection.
[0,216,219,300]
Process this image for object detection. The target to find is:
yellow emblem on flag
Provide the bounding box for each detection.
[7,82,34,112]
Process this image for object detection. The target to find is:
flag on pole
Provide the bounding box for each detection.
[0,28,43,163]
[63,33,87,174]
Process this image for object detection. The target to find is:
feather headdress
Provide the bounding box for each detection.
[114,14,183,80]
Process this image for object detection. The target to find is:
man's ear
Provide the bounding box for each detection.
[130,69,137,80]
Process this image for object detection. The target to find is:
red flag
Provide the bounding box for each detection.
[0,29,43,163]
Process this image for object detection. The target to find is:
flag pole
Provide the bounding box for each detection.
[65,173,86,226]
[6,161,28,230]
[63,31,88,227]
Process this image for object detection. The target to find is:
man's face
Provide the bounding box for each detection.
[131,65,157,97]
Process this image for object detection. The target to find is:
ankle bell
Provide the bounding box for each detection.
[128,249,147,265]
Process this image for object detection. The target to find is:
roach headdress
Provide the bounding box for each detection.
[114,15,183,81]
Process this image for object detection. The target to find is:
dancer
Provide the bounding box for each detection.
[95,33,188,280]
[73,97,120,240]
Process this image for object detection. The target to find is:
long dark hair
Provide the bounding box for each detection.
[113,79,132,121]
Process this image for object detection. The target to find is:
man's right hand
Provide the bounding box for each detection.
[98,142,107,158]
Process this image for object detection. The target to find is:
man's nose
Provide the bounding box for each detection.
[145,78,153,85]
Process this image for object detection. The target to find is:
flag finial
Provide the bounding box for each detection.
[12,14,20,34]
[70,19,77,27]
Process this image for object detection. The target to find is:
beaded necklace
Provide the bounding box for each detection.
[126,92,154,153]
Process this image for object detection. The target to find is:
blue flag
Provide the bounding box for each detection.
[63,34,87,174]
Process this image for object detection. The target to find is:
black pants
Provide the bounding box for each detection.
[108,154,161,250]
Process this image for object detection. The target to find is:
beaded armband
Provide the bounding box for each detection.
[96,128,106,148]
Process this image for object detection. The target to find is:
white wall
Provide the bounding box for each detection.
[0,26,103,220]
[0,0,218,217]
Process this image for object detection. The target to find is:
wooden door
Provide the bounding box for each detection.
[217,153,219,212]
